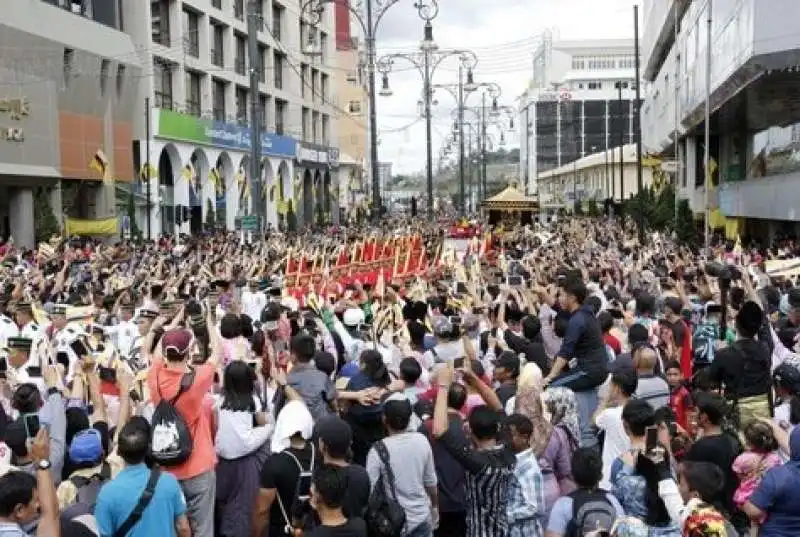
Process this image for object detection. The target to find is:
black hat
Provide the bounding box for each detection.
[51,304,68,316]
[120,302,135,311]
[492,350,521,374]
[13,302,32,315]
[7,337,33,352]
[774,363,800,394]
[137,309,158,320]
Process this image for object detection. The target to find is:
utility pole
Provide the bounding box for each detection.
[704,0,712,251]
[634,4,645,244]
[458,64,466,216]
[366,0,381,217]
[481,92,487,205]
[145,97,152,241]
[673,0,681,229]
[423,45,434,219]
[247,1,263,235]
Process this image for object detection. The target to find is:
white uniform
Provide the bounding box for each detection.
[0,315,18,350]
[241,289,267,322]
[106,319,138,357]
[18,320,43,344]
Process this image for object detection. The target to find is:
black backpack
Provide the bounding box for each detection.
[60,462,112,519]
[150,369,195,467]
[565,489,617,537]
[276,444,316,535]
[364,441,406,537]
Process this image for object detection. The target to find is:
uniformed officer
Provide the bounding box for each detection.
[0,311,17,350]
[13,303,42,343]
[106,302,138,357]
[4,337,47,394]
[46,304,69,341]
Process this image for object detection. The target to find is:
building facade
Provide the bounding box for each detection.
[0,0,142,247]
[518,37,640,198]
[124,0,339,236]
[537,144,656,219]
[641,0,800,241]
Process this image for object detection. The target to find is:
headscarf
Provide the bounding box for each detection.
[542,387,580,445]
[271,400,314,453]
[514,386,552,457]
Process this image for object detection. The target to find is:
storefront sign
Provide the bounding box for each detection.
[0,97,29,143]
[296,142,338,166]
[155,108,296,158]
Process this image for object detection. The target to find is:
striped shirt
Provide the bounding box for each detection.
[507,449,545,537]
[438,427,516,537]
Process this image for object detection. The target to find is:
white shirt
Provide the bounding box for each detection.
[215,395,273,459]
[107,319,139,357]
[241,290,267,323]
[0,315,18,349]
[595,405,631,490]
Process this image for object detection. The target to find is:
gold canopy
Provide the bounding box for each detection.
[481,185,539,211]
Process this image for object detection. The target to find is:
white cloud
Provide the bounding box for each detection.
[370,0,643,175]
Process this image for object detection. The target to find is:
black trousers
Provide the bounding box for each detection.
[435,511,466,537]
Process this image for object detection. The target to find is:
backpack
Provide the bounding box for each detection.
[150,369,195,467]
[60,462,112,519]
[276,444,316,535]
[566,489,617,537]
[364,441,406,537]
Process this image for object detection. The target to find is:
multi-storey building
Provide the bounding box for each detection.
[333,1,367,218]
[641,0,800,241]
[518,36,639,200]
[125,0,339,235]
[0,0,142,248]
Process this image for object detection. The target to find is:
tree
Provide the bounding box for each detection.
[33,187,60,243]
[675,199,699,246]
[586,198,600,217]
[286,201,297,232]
[205,198,216,230]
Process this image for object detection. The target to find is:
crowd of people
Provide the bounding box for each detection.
[0,216,799,537]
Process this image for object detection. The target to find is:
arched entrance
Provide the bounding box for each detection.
[261,158,274,227]
[157,144,180,236]
[302,169,313,226]
[313,170,323,225]
[277,161,291,230]
[323,170,332,223]
[189,149,209,234]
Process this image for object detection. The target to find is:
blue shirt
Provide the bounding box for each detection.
[95,463,187,537]
[750,463,800,537]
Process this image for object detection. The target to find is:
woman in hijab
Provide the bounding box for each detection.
[540,387,580,509]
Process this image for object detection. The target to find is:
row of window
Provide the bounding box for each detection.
[571,56,636,70]
[41,0,121,30]
[572,80,633,91]
[60,47,127,98]
[153,61,329,142]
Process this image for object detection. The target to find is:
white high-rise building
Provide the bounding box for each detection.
[124,0,340,236]
[518,36,639,201]
[641,0,800,240]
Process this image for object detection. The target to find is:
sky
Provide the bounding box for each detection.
[366,0,644,175]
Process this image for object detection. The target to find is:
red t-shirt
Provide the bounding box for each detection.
[604,334,622,355]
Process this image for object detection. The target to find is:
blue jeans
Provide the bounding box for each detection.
[406,521,433,537]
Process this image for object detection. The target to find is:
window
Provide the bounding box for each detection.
[348,100,362,114]
[274,51,284,89]
[182,9,199,57]
[571,58,585,70]
[185,71,201,116]
[154,59,173,109]
[587,81,601,90]
[322,114,329,145]
[310,69,317,103]
[258,45,266,83]
[258,94,268,128]
[235,34,246,75]
[272,3,283,41]
[151,0,170,46]
[346,70,358,83]
[63,48,74,88]
[234,0,244,20]
[235,87,248,123]
[211,24,224,67]
[321,73,329,103]
[100,59,110,95]
[211,0,221,8]
[312,111,319,143]
[275,98,287,135]
[70,0,87,15]
[116,64,126,98]
[213,78,226,121]
[300,64,308,98]
[301,107,309,140]
[319,32,327,63]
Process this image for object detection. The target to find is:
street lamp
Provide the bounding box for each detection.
[378,21,476,218]
[302,0,439,219]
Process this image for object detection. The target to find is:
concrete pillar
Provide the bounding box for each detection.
[9,188,35,249]
[93,182,116,219]
[49,182,64,232]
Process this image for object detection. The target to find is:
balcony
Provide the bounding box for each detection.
[235,57,246,76]
[211,48,224,67]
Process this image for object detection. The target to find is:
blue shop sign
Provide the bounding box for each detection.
[205,122,297,158]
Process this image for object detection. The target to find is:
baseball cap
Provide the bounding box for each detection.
[161,328,194,356]
[343,308,365,327]
[69,428,103,464]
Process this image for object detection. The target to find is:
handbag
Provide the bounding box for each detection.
[364,441,406,537]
